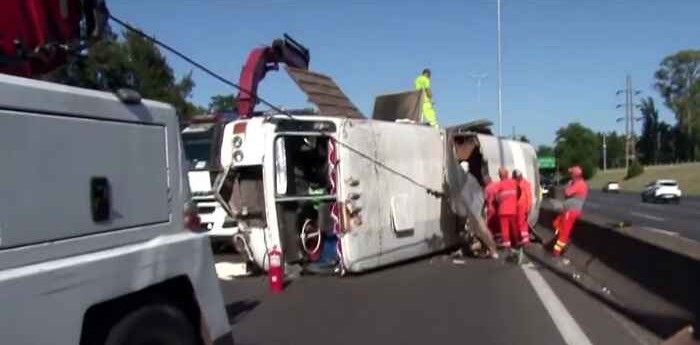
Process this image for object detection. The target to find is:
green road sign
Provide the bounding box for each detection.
[538,156,555,169]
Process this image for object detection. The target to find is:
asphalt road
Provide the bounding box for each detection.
[584,190,700,242]
[216,253,654,345]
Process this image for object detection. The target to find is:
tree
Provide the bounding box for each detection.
[517,135,530,143]
[44,27,201,122]
[637,97,660,164]
[121,31,199,121]
[555,123,599,179]
[654,50,700,159]
[657,122,675,163]
[537,145,554,157]
[208,93,236,113]
[601,131,626,169]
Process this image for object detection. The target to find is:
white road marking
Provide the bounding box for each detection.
[522,263,594,345]
[629,212,665,222]
[642,226,678,237]
[215,262,249,281]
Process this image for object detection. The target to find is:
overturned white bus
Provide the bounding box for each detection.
[215,68,540,274]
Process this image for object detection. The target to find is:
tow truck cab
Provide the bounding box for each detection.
[181,113,239,247]
[0,73,231,344]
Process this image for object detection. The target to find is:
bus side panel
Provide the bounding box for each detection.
[372,122,444,268]
[336,120,381,271]
[477,135,540,224]
[338,121,444,272]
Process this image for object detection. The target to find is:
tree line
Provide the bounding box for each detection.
[539,49,700,179]
[43,25,236,122]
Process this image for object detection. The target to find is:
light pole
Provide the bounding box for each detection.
[496,0,503,137]
[602,132,607,171]
[469,73,488,115]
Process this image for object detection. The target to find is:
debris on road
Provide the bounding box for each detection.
[215,262,251,280]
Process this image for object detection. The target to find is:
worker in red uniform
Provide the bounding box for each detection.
[552,165,588,256]
[496,167,518,248]
[483,176,500,237]
[513,169,532,245]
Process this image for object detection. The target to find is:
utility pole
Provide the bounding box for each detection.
[687,78,694,160]
[469,73,488,115]
[624,75,630,170]
[616,75,641,170]
[602,133,607,171]
[629,76,642,161]
[496,0,503,137]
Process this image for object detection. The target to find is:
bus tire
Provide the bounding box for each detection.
[104,304,198,345]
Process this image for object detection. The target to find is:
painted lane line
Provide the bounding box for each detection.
[522,263,594,345]
[585,202,600,209]
[629,212,665,222]
[642,226,678,237]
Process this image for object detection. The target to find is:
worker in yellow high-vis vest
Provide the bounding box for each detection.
[414,68,437,128]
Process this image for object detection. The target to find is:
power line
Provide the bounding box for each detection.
[332,139,444,198]
[108,13,290,117]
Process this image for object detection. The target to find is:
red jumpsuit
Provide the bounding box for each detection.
[496,178,518,247]
[553,178,588,255]
[516,177,532,245]
[484,181,499,235]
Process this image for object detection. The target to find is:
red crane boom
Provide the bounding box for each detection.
[236,34,310,118]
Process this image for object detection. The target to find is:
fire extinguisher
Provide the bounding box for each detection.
[268,245,284,293]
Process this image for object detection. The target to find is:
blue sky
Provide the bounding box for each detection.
[109,0,700,146]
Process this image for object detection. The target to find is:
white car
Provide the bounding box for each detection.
[603,181,620,193]
[641,179,682,204]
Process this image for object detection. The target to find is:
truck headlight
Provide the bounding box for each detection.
[233,135,243,148]
[233,150,244,162]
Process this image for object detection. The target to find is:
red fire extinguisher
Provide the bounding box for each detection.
[268,245,284,293]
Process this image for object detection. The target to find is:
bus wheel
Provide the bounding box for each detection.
[104,304,198,345]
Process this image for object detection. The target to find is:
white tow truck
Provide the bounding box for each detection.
[0,74,232,345]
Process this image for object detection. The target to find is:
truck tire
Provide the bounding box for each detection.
[104,304,198,345]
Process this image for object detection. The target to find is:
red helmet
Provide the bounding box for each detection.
[498,167,509,179]
[568,165,583,178]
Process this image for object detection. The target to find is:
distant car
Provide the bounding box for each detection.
[540,176,554,197]
[603,181,620,193]
[641,179,682,204]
